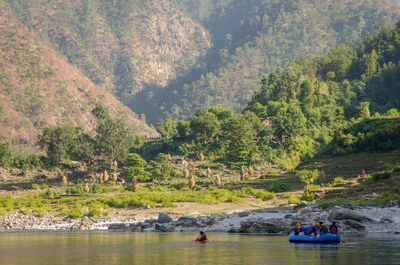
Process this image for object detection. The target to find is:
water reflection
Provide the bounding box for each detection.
[0,232,399,264]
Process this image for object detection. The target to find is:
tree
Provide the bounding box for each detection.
[273,102,307,150]
[176,120,190,138]
[148,153,175,181]
[0,138,11,166]
[92,104,134,164]
[37,125,94,166]
[208,107,234,123]
[384,108,400,116]
[297,169,319,187]
[190,109,220,144]
[223,114,258,166]
[157,116,177,142]
[354,102,370,119]
[124,153,148,182]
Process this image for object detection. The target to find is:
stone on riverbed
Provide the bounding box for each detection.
[108,223,129,231]
[177,216,197,227]
[328,209,374,223]
[343,219,366,230]
[158,213,173,223]
[155,223,176,232]
[239,218,289,233]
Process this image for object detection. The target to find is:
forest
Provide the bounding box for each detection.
[131,0,400,123]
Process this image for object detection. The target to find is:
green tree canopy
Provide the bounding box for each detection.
[190,109,220,144]
[223,114,258,166]
[157,115,177,142]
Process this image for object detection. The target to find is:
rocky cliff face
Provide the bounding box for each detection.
[0,10,157,152]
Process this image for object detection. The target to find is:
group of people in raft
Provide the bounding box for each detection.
[194,221,338,241]
[293,220,338,236]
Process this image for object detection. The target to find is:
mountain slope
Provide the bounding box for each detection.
[3,0,211,99]
[132,0,400,123]
[0,11,156,153]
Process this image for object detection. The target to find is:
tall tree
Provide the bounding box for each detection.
[223,114,258,166]
[92,104,134,164]
[190,109,220,144]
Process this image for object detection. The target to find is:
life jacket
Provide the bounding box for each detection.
[322,226,329,233]
[314,227,320,234]
[199,234,207,241]
[330,225,337,234]
[294,227,301,233]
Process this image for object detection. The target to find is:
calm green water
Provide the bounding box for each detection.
[0,232,399,265]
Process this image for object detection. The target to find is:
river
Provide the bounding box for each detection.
[0,232,399,264]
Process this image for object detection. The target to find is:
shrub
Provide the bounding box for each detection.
[269,182,291,192]
[40,189,59,199]
[372,172,391,181]
[328,177,344,187]
[287,196,300,204]
[301,191,316,202]
[65,204,86,219]
[309,184,321,190]
[319,201,335,209]
[201,162,224,169]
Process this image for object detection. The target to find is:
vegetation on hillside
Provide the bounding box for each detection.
[3,0,210,100]
[132,0,400,123]
[0,12,156,152]
[146,19,400,172]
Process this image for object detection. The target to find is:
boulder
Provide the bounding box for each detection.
[108,223,128,232]
[140,222,153,231]
[380,217,394,223]
[238,211,250,218]
[155,223,176,232]
[328,210,373,223]
[343,219,366,230]
[128,223,141,232]
[239,218,289,233]
[158,213,173,223]
[177,216,197,227]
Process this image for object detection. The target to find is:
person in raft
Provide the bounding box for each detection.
[329,221,338,234]
[196,231,208,241]
[293,223,302,235]
[322,223,329,234]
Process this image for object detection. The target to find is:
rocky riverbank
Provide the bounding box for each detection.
[1,203,399,234]
[108,204,400,234]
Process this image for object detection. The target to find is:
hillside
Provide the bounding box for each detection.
[2,0,211,101]
[0,11,156,153]
[132,0,400,123]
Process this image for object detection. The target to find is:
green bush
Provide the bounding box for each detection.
[301,191,316,201]
[288,196,300,204]
[65,204,86,219]
[328,177,344,187]
[40,189,59,199]
[373,185,400,205]
[372,171,391,181]
[319,201,335,209]
[269,182,291,192]
[201,162,224,169]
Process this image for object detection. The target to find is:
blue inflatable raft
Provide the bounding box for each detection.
[289,232,341,243]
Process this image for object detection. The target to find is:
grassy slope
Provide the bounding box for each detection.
[1,149,399,218]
